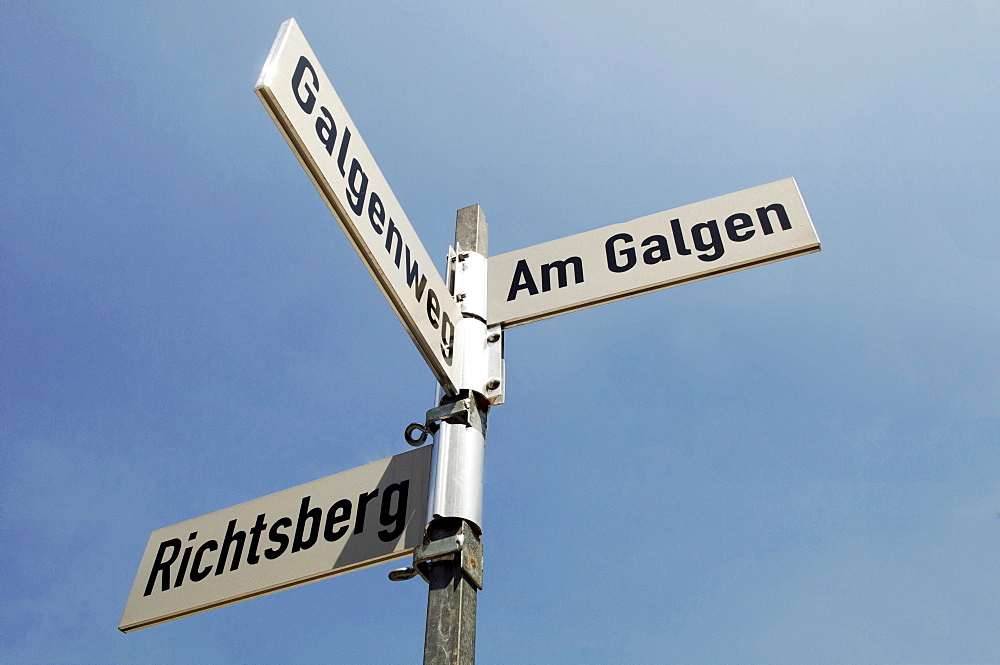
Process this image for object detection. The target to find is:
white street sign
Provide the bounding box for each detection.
[119,446,432,632]
[488,178,820,327]
[255,19,463,394]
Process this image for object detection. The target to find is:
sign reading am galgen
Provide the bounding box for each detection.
[488,178,820,327]
[255,19,463,394]
[120,446,431,632]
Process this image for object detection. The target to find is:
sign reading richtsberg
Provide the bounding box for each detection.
[120,446,432,632]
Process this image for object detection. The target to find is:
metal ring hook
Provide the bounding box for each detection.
[404,422,433,447]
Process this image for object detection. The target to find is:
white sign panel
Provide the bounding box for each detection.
[119,446,432,632]
[488,178,820,327]
[255,19,462,394]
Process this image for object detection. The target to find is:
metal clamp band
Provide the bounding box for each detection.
[387,521,483,590]
[404,391,488,446]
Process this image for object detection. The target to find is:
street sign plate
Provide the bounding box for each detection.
[119,446,432,632]
[255,19,463,394]
[488,178,820,327]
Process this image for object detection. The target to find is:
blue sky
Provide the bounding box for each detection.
[3,2,998,663]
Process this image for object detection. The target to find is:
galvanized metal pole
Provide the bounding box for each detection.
[423,205,491,665]
[423,517,481,665]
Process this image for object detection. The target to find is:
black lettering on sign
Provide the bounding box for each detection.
[691,219,724,262]
[345,159,368,216]
[191,539,218,581]
[378,480,409,542]
[324,498,352,542]
[354,489,380,535]
[756,203,792,234]
[368,192,385,234]
[641,234,670,265]
[599,203,798,276]
[404,247,428,301]
[246,513,268,565]
[507,259,539,301]
[315,106,337,156]
[214,519,246,575]
[292,496,322,553]
[607,233,674,272]
[440,311,455,362]
[725,213,755,242]
[143,538,181,596]
[507,256,585,301]
[291,56,318,114]
[541,257,584,291]
[384,219,404,268]
[670,219,692,256]
[283,57,460,357]
[264,517,292,560]
[426,289,440,328]
[606,233,636,273]
[336,126,352,177]
[173,532,199,589]
[139,477,419,596]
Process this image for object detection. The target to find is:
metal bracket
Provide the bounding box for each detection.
[388,521,483,590]
[404,392,487,446]
[484,325,504,405]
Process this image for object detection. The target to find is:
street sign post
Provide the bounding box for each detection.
[119,446,432,633]
[121,17,823,665]
[255,18,464,395]
[488,178,820,327]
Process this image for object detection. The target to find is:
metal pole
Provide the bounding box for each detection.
[423,205,491,665]
[423,517,481,665]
